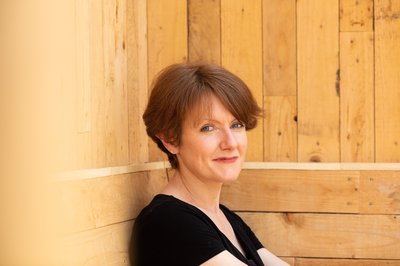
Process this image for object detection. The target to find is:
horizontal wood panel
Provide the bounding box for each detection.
[62,220,133,266]
[58,168,400,235]
[296,258,400,266]
[240,212,400,259]
[360,171,400,214]
[221,169,360,213]
[57,170,167,233]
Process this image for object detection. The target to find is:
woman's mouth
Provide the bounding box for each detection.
[213,156,238,163]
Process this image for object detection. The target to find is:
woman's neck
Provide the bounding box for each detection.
[163,170,223,214]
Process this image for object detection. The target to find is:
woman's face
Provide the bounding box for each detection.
[174,95,247,184]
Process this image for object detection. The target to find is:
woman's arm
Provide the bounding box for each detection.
[200,251,247,266]
[257,248,290,266]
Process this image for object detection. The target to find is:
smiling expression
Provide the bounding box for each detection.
[171,95,247,185]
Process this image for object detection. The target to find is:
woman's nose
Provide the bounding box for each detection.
[220,129,238,150]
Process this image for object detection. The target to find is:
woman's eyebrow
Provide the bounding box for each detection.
[196,117,238,126]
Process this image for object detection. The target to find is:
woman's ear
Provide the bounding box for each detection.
[156,134,179,155]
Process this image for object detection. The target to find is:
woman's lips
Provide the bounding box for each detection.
[213,156,238,163]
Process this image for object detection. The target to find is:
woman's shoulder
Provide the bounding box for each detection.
[135,194,208,227]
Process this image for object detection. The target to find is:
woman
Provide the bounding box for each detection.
[131,63,289,266]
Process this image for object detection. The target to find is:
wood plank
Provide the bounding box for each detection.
[264,96,297,162]
[57,177,96,233]
[56,0,78,170]
[89,0,107,168]
[375,0,400,162]
[75,0,91,135]
[147,0,188,162]
[240,212,400,259]
[102,0,129,167]
[360,171,400,214]
[340,0,374,32]
[221,169,360,213]
[263,0,296,96]
[340,32,374,162]
[127,0,149,164]
[296,258,400,266]
[283,257,295,266]
[55,162,400,181]
[221,0,264,161]
[188,0,221,64]
[57,170,167,233]
[297,0,340,162]
[62,220,133,266]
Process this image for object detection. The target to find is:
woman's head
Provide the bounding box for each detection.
[143,63,263,169]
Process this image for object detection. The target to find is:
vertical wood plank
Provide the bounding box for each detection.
[221,0,263,161]
[188,0,221,64]
[340,0,374,32]
[75,0,91,134]
[75,0,92,168]
[102,0,129,167]
[89,0,107,168]
[264,96,297,161]
[375,0,400,162]
[263,0,297,96]
[297,0,340,162]
[127,0,149,164]
[340,32,374,162]
[147,0,188,162]
[58,0,78,170]
[263,0,297,162]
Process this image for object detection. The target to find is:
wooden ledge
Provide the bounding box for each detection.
[54,162,400,182]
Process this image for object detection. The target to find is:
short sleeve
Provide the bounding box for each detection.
[221,205,264,250]
[132,202,226,266]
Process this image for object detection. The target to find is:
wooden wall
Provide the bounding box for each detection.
[5,0,400,265]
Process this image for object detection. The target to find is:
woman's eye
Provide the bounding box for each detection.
[200,125,214,132]
[231,122,245,129]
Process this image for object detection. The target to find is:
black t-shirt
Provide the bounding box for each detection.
[131,194,264,266]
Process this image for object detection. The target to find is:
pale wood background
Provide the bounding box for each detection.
[9,0,400,265]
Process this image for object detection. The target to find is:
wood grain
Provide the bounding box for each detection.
[264,96,297,162]
[63,220,133,266]
[221,169,360,213]
[340,0,374,32]
[375,0,400,162]
[127,0,149,164]
[296,258,400,266]
[57,170,168,233]
[263,0,297,96]
[188,0,221,64]
[82,0,103,168]
[340,32,375,162]
[240,212,400,259]
[297,0,340,162]
[360,171,400,214]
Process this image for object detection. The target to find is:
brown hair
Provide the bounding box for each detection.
[143,63,263,169]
